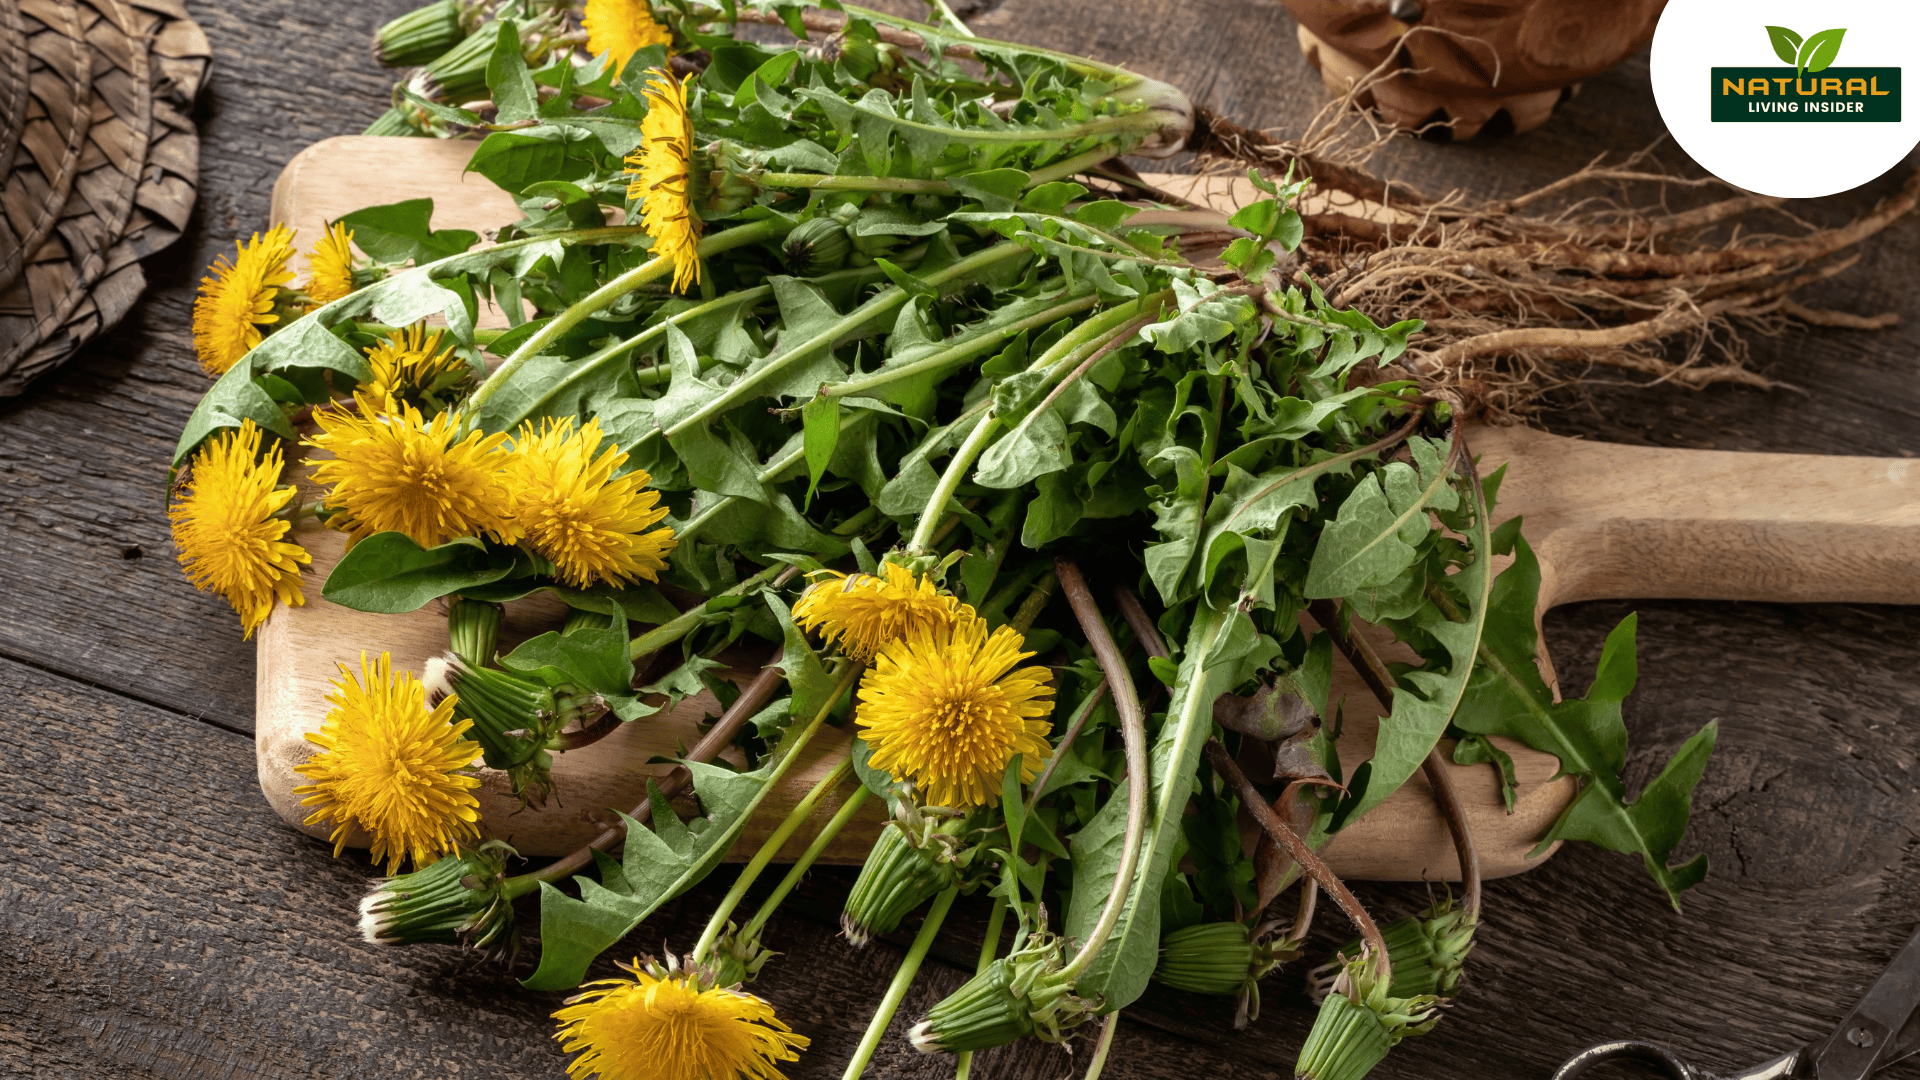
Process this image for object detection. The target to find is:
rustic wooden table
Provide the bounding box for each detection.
[6,2,1920,1077]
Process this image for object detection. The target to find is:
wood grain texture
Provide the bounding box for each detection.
[4,0,1920,1076]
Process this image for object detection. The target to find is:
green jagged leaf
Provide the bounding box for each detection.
[523,750,799,990]
[763,590,834,722]
[169,356,296,474]
[1140,446,1210,606]
[801,396,840,508]
[1141,279,1256,352]
[320,533,519,613]
[1322,444,1493,832]
[485,20,539,124]
[465,127,598,192]
[1452,526,1716,908]
[1065,607,1235,1011]
[336,198,479,265]
[1452,734,1519,813]
[1303,436,1457,599]
[500,606,653,720]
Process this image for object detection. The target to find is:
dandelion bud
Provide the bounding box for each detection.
[1155,922,1279,996]
[424,655,552,765]
[1296,954,1440,1080]
[708,924,777,988]
[1296,991,1394,1080]
[832,34,883,81]
[562,607,614,635]
[447,595,502,665]
[700,141,761,216]
[358,842,514,950]
[415,23,497,103]
[372,0,478,68]
[1315,899,1476,1001]
[911,932,1098,1054]
[782,217,852,276]
[362,105,427,137]
[841,821,956,946]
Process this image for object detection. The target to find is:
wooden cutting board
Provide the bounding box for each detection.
[253,136,1920,881]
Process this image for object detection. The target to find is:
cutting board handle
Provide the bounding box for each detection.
[1474,425,1920,609]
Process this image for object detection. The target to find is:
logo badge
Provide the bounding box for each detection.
[1652,0,1920,196]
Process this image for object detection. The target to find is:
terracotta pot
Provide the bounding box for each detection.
[1282,0,1667,138]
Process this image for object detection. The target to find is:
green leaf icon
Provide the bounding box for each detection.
[1798,27,1847,75]
[1765,25,1804,65]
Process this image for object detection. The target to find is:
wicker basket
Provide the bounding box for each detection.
[0,0,211,395]
[1283,0,1666,139]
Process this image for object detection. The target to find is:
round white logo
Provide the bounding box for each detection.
[1650,0,1920,197]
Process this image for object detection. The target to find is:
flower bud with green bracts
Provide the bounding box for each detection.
[412,23,496,103]
[423,654,554,769]
[701,142,762,217]
[841,821,956,947]
[910,930,1100,1054]
[1313,898,1476,1002]
[561,607,613,636]
[782,218,852,276]
[1296,953,1441,1080]
[358,842,516,951]
[1155,921,1281,996]
[372,0,476,68]
[447,595,502,665]
[706,922,778,988]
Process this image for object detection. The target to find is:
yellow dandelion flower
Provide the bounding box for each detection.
[361,323,469,409]
[582,0,673,71]
[857,615,1056,809]
[192,225,297,376]
[294,651,484,875]
[792,563,966,662]
[306,221,357,306]
[168,419,311,639]
[624,69,702,293]
[507,417,676,588]
[307,394,519,548]
[554,959,809,1080]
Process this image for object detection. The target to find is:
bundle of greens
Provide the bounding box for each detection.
[167,2,1718,1077]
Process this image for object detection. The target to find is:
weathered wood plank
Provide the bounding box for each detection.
[4,0,1920,1077]
[0,0,430,731]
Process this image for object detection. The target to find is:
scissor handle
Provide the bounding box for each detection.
[1552,1041,1701,1080]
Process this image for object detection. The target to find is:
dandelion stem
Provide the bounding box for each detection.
[1021,677,1108,823]
[693,756,854,965]
[503,649,790,896]
[842,885,960,1080]
[926,294,1163,534]
[627,564,783,661]
[907,412,999,554]
[465,217,792,418]
[1053,557,1148,983]
[1203,737,1390,988]
[1006,570,1058,634]
[740,785,873,943]
[677,412,878,545]
[1082,1012,1122,1080]
[758,172,956,194]
[822,289,1101,400]
[654,241,1029,447]
[500,260,905,436]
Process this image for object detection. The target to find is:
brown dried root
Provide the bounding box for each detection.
[1188,63,1912,420]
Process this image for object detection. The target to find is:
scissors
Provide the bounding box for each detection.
[1553,923,1920,1080]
